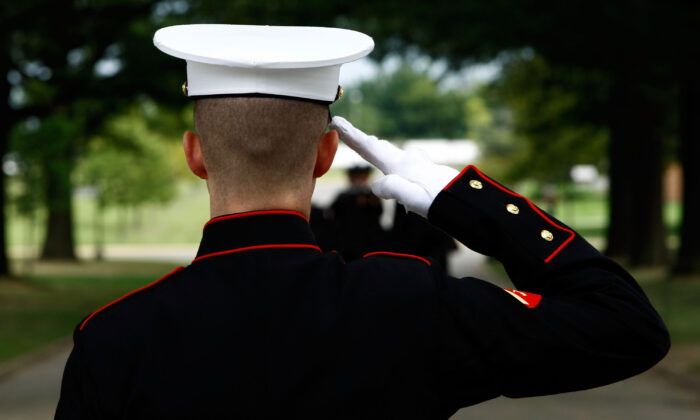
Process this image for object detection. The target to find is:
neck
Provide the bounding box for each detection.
[207,180,315,220]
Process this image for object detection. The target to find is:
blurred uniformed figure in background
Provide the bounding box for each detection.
[329,165,386,260]
[56,24,670,419]
[391,202,456,270]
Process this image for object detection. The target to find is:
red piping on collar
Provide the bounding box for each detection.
[444,165,575,263]
[204,210,308,230]
[363,251,431,266]
[193,243,322,263]
[79,266,184,331]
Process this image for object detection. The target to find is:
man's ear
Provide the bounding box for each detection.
[313,129,339,178]
[183,130,208,179]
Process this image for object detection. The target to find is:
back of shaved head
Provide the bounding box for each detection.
[193,97,329,198]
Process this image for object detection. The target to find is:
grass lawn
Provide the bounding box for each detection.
[0,261,177,365]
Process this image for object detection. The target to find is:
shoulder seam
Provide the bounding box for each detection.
[79,266,185,331]
[362,251,431,266]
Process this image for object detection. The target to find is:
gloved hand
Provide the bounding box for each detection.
[330,116,459,218]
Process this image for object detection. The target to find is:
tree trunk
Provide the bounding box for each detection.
[94,198,105,261]
[0,129,9,277]
[606,74,667,266]
[0,46,11,276]
[674,77,700,274]
[41,155,76,260]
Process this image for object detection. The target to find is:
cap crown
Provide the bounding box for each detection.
[154,24,374,101]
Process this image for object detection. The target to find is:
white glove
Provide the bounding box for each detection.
[330,116,459,218]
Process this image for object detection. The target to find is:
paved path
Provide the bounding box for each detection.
[452,368,700,419]
[0,344,69,420]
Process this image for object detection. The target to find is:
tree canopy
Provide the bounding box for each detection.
[1,0,698,274]
[331,63,467,140]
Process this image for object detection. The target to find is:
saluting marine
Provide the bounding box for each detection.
[56,24,669,419]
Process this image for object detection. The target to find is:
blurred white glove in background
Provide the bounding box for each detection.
[330,116,459,218]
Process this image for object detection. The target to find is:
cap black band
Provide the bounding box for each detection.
[188,87,343,125]
[188,92,334,106]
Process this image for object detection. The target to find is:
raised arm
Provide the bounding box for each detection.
[330,116,670,404]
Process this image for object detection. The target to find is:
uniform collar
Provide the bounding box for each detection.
[195,210,319,261]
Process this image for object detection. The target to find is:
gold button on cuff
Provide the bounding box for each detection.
[182,81,188,96]
[506,204,520,214]
[541,229,554,241]
[469,180,483,190]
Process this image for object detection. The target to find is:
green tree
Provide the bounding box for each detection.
[76,106,179,258]
[491,55,610,183]
[673,3,700,275]
[312,0,686,268]
[188,0,684,268]
[332,63,467,139]
[463,85,520,181]
[2,0,189,266]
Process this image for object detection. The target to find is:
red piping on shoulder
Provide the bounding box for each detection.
[444,165,575,263]
[204,210,308,230]
[329,250,347,264]
[363,251,431,266]
[193,243,322,263]
[79,266,185,331]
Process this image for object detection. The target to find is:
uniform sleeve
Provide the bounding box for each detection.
[55,323,96,419]
[426,166,670,404]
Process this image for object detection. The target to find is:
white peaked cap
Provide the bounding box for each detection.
[153,24,374,102]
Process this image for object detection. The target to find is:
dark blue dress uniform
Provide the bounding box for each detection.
[55,166,670,419]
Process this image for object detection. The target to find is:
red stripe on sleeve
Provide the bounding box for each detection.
[503,288,542,308]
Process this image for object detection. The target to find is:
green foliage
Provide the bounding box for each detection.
[8,115,81,214]
[331,63,467,139]
[463,85,522,181]
[489,54,610,182]
[643,278,700,344]
[76,105,180,209]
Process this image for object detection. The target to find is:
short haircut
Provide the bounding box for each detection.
[193,97,329,196]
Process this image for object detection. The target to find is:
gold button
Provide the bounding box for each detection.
[182,81,188,96]
[469,180,483,189]
[337,86,344,100]
[506,204,519,214]
[541,229,554,241]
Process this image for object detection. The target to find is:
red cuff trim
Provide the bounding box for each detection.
[445,165,575,263]
[79,266,184,331]
[204,210,308,230]
[193,243,322,263]
[362,251,431,266]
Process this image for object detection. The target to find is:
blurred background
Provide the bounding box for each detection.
[1,1,699,419]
